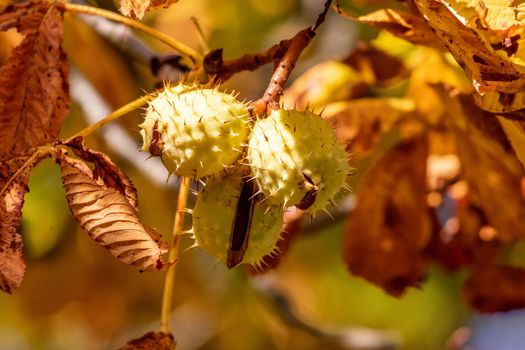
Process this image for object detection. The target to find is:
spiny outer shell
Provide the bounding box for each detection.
[192,170,284,267]
[139,85,251,179]
[247,109,350,213]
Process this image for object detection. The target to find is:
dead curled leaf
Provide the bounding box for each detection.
[119,331,176,350]
[55,151,168,272]
[464,265,525,313]
[120,0,180,19]
[0,152,48,293]
[343,135,431,296]
[64,137,139,211]
[445,95,525,242]
[0,1,69,158]
[429,200,501,271]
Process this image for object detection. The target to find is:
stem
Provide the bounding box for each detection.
[251,0,333,116]
[63,3,203,67]
[66,93,155,142]
[160,177,191,334]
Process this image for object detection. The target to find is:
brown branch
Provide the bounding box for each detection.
[252,0,334,116]
[204,39,291,81]
[313,0,333,31]
[202,0,333,114]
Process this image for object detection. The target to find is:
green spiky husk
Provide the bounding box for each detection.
[247,109,349,213]
[192,169,284,267]
[139,84,251,179]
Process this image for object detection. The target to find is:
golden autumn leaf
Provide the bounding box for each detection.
[120,0,180,20]
[417,0,525,113]
[282,60,367,110]
[321,98,415,157]
[355,8,441,48]
[55,152,168,272]
[343,135,431,296]
[413,0,525,94]
[119,331,176,350]
[438,0,525,66]
[407,47,472,124]
[497,116,525,169]
[464,265,525,313]
[473,90,525,113]
[0,1,69,157]
[0,152,48,293]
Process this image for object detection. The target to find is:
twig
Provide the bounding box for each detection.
[205,0,333,93]
[204,40,291,82]
[161,177,191,334]
[313,0,334,31]
[64,3,203,67]
[251,0,334,116]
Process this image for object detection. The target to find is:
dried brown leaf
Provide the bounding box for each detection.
[119,331,176,350]
[65,137,138,210]
[0,2,69,157]
[120,0,179,19]
[0,1,52,33]
[464,265,525,313]
[343,135,431,296]
[0,152,48,293]
[429,200,500,271]
[55,153,167,272]
[446,96,525,242]
[357,9,441,48]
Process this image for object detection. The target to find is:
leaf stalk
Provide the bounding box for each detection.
[160,177,191,333]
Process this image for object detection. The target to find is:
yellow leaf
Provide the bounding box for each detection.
[357,9,441,48]
[497,116,525,170]
[413,0,525,94]
[282,60,367,110]
[120,0,180,19]
[322,98,415,157]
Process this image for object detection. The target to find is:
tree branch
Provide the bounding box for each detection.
[252,0,334,116]
[204,38,291,81]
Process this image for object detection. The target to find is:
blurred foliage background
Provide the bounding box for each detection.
[0,0,484,349]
